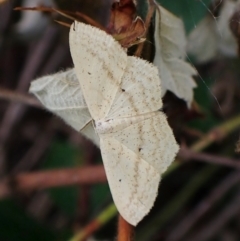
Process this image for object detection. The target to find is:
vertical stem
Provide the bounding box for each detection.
[117,215,135,241]
[134,0,156,57]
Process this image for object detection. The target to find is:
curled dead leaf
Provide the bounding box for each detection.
[107,0,146,47]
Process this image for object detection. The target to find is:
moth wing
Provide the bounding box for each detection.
[100,136,160,226]
[69,22,128,120]
[100,112,179,225]
[29,69,96,139]
[107,57,162,119]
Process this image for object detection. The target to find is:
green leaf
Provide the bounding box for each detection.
[0,200,55,241]
[159,0,212,33]
[137,0,212,33]
[42,140,82,217]
[188,78,220,132]
[90,184,111,215]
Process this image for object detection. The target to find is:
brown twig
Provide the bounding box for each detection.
[178,147,240,169]
[117,215,135,241]
[134,0,156,57]
[0,165,106,199]
[0,87,42,108]
[190,114,240,152]
[69,204,117,241]
[14,165,106,188]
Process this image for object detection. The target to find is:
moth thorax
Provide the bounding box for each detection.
[95,114,154,135]
[95,119,116,134]
[95,118,135,134]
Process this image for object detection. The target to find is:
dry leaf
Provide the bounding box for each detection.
[30,69,100,147]
[107,0,146,47]
[153,4,197,108]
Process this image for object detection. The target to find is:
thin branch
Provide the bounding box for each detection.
[69,204,117,241]
[178,147,240,169]
[165,114,240,177]
[117,215,135,241]
[0,88,42,108]
[14,165,106,189]
[191,114,240,151]
[134,0,156,57]
[0,165,106,199]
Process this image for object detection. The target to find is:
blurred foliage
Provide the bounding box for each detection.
[43,140,112,224]
[159,0,212,33]
[42,140,81,217]
[138,0,212,32]
[189,78,220,132]
[0,200,56,241]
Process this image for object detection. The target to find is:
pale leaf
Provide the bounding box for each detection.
[187,16,218,63]
[29,68,100,146]
[153,4,197,108]
[187,0,239,63]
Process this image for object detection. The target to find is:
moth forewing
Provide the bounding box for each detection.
[69,22,128,121]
